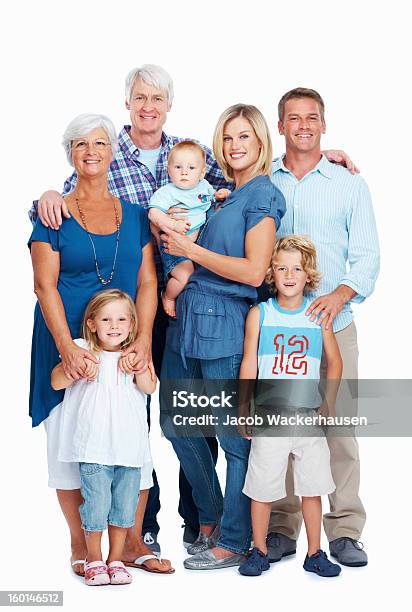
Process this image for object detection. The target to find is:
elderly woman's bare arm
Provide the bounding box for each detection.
[31,242,98,380]
[120,241,158,373]
[162,217,275,287]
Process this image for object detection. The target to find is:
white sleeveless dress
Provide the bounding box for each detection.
[57,339,152,469]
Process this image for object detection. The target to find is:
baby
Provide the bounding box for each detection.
[148,140,229,317]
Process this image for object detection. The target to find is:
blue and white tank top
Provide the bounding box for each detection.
[257,297,323,409]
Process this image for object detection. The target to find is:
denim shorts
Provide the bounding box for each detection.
[79,463,141,532]
[160,242,190,279]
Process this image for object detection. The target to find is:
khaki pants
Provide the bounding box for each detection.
[268,322,366,542]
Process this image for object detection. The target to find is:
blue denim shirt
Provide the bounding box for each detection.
[167,175,286,361]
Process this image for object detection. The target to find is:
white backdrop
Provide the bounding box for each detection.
[1,0,410,610]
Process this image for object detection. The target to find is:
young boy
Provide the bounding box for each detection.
[148,140,229,317]
[238,235,343,578]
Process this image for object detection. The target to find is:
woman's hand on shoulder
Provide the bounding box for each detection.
[59,341,99,381]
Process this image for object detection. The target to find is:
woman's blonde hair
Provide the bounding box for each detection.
[212,104,273,182]
[81,289,138,353]
[265,235,322,294]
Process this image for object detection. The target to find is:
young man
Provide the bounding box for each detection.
[265,87,380,567]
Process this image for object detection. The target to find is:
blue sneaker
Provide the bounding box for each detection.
[238,548,270,576]
[303,550,341,577]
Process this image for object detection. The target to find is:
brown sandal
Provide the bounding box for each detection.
[123,554,175,574]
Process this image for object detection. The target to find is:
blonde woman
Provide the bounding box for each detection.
[160,104,286,570]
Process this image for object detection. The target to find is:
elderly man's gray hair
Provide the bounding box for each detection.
[125,64,174,105]
[62,113,118,166]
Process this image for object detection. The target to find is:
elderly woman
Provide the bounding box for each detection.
[29,114,173,575]
[160,104,286,569]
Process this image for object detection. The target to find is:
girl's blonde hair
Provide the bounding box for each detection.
[81,289,138,353]
[265,235,322,294]
[212,104,273,182]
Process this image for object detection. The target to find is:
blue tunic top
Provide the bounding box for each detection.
[28,200,151,427]
[167,175,286,360]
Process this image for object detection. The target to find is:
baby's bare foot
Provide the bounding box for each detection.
[162,292,176,318]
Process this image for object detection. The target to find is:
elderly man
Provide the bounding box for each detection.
[29,64,229,564]
[263,87,379,567]
[30,67,357,565]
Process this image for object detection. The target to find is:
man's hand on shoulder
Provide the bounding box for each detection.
[306,285,357,330]
[38,190,71,229]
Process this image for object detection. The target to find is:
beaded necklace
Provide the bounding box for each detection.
[76,196,120,286]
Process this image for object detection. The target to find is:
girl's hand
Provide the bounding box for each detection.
[118,352,137,375]
[174,218,191,234]
[121,334,152,374]
[59,342,99,381]
[214,188,231,201]
[83,358,99,381]
[161,229,193,258]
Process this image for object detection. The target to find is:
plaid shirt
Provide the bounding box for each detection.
[29,126,229,287]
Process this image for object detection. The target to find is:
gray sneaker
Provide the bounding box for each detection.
[329,537,368,567]
[266,532,296,563]
[184,549,245,570]
[187,525,220,555]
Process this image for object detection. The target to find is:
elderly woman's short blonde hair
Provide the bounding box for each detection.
[212,104,273,182]
[62,113,118,166]
[265,235,322,294]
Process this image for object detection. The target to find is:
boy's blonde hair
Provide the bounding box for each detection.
[266,235,322,294]
[168,140,206,166]
[212,104,273,182]
[81,289,138,353]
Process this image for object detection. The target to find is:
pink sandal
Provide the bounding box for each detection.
[84,560,110,586]
[107,561,133,585]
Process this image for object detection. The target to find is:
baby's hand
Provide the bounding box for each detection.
[173,218,191,234]
[214,188,231,201]
[118,352,137,375]
[83,357,99,381]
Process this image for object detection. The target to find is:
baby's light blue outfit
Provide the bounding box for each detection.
[149,179,216,278]
[149,179,215,233]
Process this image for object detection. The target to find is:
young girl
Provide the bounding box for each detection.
[238,235,343,578]
[51,289,156,586]
[148,140,230,318]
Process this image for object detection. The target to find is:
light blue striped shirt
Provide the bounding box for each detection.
[271,155,380,332]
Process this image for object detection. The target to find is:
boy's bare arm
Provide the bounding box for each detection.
[320,325,343,415]
[240,306,260,379]
[238,306,260,437]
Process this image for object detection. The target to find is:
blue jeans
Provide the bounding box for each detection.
[160,345,251,555]
[79,463,141,532]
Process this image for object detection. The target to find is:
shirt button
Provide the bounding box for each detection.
[208,308,213,313]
